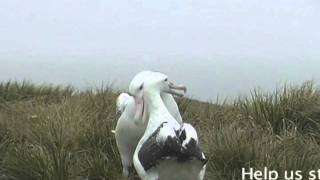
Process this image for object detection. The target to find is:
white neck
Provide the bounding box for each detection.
[144,90,178,135]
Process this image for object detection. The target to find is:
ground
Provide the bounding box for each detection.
[0,81,320,180]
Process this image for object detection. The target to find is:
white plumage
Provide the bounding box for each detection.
[129,72,207,180]
[115,93,143,177]
[114,71,184,177]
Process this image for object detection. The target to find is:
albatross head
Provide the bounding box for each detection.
[129,71,186,121]
[116,93,132,114]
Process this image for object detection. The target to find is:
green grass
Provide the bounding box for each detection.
[0,81,320,180]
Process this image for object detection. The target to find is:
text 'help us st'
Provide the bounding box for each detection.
[242,167,320,180]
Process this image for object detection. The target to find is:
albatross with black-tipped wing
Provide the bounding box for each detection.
[129,72,207,180]
[114,71,185,177]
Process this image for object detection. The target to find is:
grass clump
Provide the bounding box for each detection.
[238,81,320,136]
[0,80,319,180]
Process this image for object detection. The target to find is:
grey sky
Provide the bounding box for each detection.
[0,0,319,101]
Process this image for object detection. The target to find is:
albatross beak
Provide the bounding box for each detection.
[166,81,187,97]
[134,96,144,121]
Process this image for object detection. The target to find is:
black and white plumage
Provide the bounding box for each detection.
[138,122,207,172]
[129,72,207,180]
[114,71,185,177]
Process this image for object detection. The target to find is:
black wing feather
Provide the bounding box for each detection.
[138,122,207,171]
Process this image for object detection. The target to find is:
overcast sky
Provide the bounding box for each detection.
[0,0,319,101]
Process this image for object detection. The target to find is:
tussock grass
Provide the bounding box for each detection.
[0,81,319,180]
[238,81,320,136]
[0,81,74,104]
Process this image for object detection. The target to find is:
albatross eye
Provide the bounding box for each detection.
[139,84,143,90]
[164,78,168,82]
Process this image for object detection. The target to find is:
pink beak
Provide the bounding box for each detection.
[166,81,187,97]
[134,96,144,121]
[133,81,186,122]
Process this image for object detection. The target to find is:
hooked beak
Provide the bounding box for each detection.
[165,81,187,97]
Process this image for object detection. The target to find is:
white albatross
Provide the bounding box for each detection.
[114,92,143,177]
[129,72,207,180]
[114,71,185,177]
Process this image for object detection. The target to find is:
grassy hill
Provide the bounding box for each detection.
[0,81,320,180]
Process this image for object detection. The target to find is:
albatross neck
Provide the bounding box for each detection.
[144,91,175,133]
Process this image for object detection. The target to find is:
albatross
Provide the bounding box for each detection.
[115,92,143,177]
[129,72,207,180]
[114,71,185,177]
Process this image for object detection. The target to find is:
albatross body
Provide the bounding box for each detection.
[129,72,207,180]
[115,93,144,177]
[115,71,184,177]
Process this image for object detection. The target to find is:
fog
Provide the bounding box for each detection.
[0,0,319,101]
